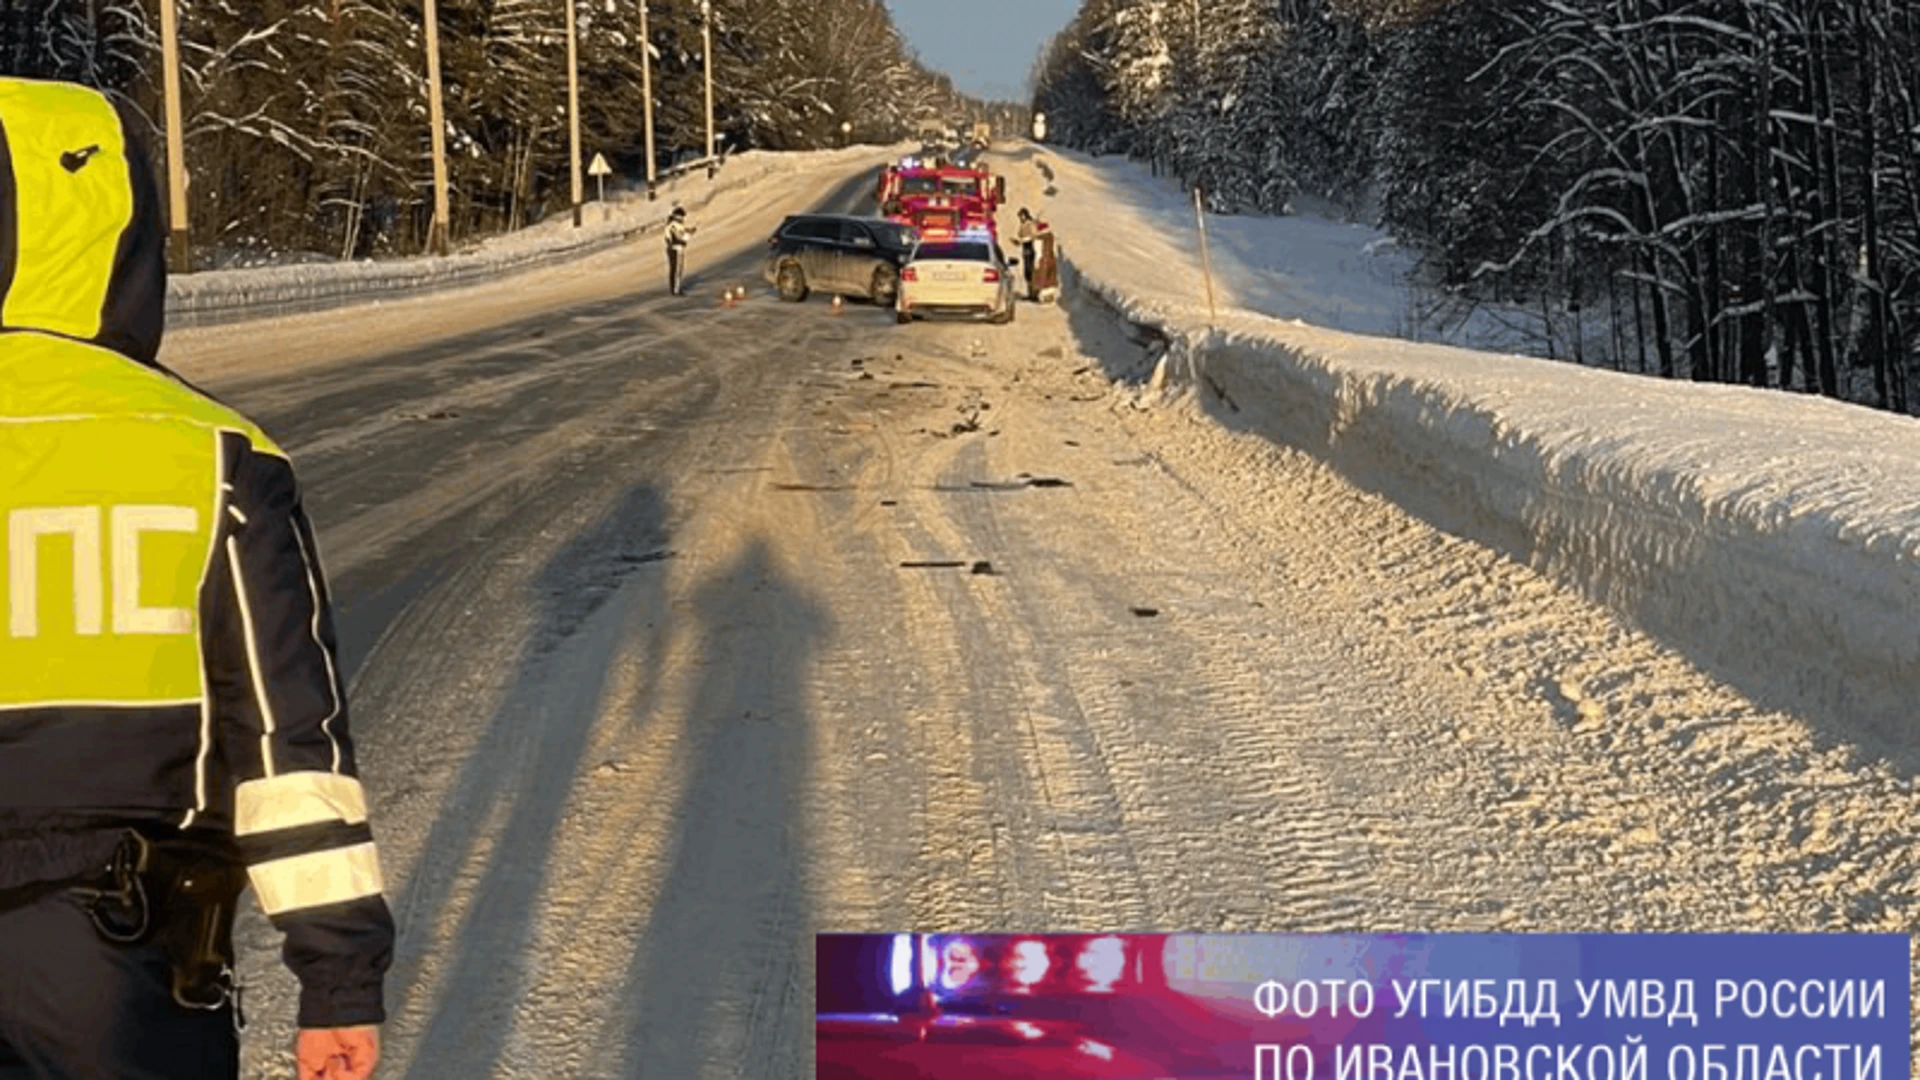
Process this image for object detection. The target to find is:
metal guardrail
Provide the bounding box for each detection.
[165,155,736,330]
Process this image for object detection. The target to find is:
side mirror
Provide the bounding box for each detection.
[996,178,1006,201]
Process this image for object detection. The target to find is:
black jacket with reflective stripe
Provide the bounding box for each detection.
[0,78,393,1028]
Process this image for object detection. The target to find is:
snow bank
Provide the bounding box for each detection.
[1018,144,1920,735]
[166,144,901,327]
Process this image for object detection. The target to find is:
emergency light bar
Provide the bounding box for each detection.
[920,935,1148,1000]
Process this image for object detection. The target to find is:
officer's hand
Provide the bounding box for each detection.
[297,1026,380,1080]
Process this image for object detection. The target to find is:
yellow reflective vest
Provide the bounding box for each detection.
[0,77,392,1028]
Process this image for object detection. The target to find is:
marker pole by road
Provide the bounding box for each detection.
[640,0,657,199]
[1194,186,1218,326]
[566,0,584,228]
[158,0,190,271]
[422,0,453,255]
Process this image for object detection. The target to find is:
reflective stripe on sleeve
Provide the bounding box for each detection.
[247,841,384,916]
[234,771,370,835]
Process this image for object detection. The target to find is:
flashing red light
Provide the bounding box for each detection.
[900,267,917,282]
[1007,940,1050,986]
[1078,936,1127,993]
[982,268,1000,283]
[941,940,981,990]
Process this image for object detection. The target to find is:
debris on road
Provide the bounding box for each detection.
[1130,607,1160,617]
[956,476,1073,491]
[616,550,675,566]
[970,561,995,575]
[900,560,966,569]
[396,409,460,421]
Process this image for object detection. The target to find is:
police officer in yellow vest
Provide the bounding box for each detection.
[0,79,392,1079]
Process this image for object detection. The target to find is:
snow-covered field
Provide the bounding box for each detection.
[1005,142,1920,748]
[165,144,903,326]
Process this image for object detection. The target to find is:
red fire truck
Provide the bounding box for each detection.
[877,157,1007,242]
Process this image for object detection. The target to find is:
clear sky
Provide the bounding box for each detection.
[884,0,1083,104]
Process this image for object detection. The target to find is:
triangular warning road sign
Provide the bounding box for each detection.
[588,152,613,177]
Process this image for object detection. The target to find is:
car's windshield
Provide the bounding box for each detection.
[897,176,939,196]
[940,177,979,196]
[912,242,994,262]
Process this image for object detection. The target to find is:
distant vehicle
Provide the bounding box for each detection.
[895,232,1016,325]
[971,120,991,146]
[765,213,914,306]
[817,934,1263,1080]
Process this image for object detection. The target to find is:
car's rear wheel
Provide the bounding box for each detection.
[870,265,898,306]
[896,308,913,325]
[991,297,1015,325]
[776,262,809,302]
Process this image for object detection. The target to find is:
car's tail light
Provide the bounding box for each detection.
[901,267,917,282]
[982,268,1000,283]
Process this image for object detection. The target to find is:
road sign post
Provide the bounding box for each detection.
[590,152,613,222]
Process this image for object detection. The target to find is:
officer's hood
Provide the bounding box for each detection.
[0,78,166,367]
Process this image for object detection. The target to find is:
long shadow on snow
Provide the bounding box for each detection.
[390,482,673,1079]
[593,536,828,1078]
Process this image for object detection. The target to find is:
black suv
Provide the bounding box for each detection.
[765,213,915,305]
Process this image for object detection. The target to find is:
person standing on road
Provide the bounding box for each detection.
[1032,218,1061,303]
[0,79,393,1080]
[665,206,698,295]
[1014,208,1038,301]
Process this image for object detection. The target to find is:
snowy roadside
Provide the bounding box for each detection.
[1003,143,1920,743]
[165,144,902,327]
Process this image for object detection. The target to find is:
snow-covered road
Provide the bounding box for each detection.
[155,151,1916,1079]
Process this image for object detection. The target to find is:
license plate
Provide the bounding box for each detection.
[934,271,967,281]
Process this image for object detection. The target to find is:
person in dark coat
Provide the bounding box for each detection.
[1014,208,1039,301]
[665,206,697,295]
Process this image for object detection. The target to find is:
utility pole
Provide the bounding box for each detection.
[422,0,452,254]
[1194,186,1217,326]
[157,0,190,272]
[701,0,716,177]
[640,0,658,199]
[566,0,584,227]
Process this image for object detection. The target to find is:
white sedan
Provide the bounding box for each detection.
[895,235,1016,325]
